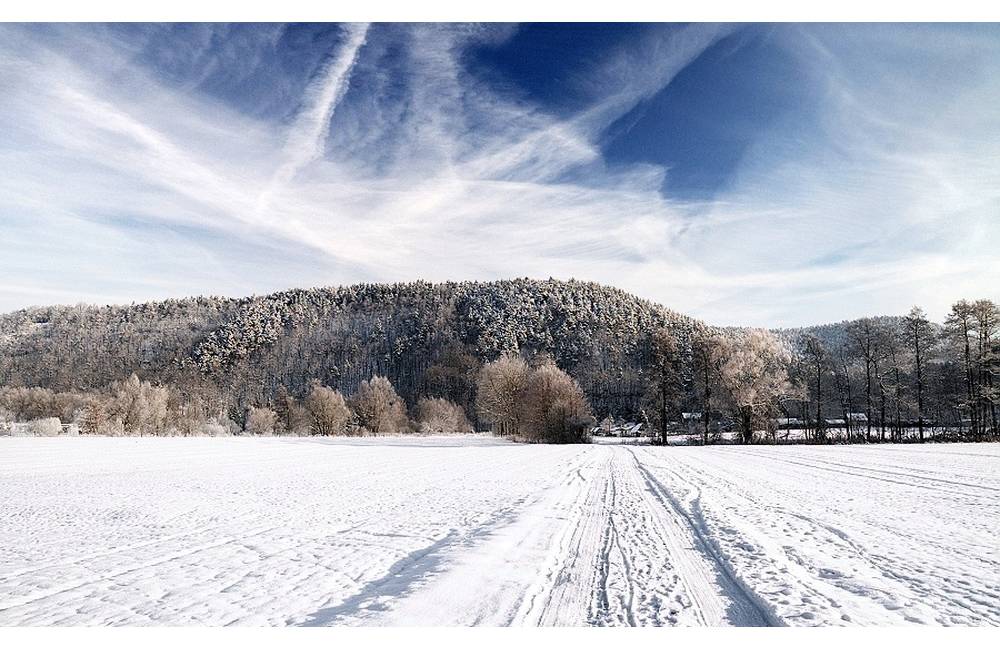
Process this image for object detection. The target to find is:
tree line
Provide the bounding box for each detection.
[0,355,593,443]
[648,299,998,444]
[0,279,996,444]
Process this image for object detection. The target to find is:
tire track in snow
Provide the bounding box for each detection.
[627,447,779,627]
[0,523,284,613]
[515,450,611,625]
[710,447,996,499]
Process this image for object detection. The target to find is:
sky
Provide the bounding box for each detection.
[1,22,998,327]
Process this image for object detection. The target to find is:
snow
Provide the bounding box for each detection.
[1,437,998,626]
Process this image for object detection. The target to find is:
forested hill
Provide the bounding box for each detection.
[773,316,909,350]
[0,279,700,419]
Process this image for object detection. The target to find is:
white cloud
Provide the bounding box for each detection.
[0,23,997,327]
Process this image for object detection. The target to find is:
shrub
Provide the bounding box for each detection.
[352,376,409,434]
[304,383,352,435]
[246,407,279,436]
[415,397,473,433]
[108,374,169,435]
[28,417,63,437]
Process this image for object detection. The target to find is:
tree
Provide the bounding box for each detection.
[832,344,858,441]
[415,397,473,433]
[848,318,880,442]
[692,330,727,445]
[801,334,829,442]
[79,399,123,436]
[946,301,978,438]
[876,321,905,442]
[352,376,409,434]
[304,382,352,436]
[246,407,279,436]
[522,362,593,443]
[423,341,480,416]
[647,327,682,445]
[972,299,999,438]
[475,354,530,437]
[717,330,796,444]
[109,374,169,435]
[903,307,936,442]
[274,385,310,434]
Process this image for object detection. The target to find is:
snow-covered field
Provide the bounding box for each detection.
[1,437,998,626]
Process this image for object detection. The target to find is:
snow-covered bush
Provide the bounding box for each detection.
[415,397,472,433]
[28,417,62,436]
[305,383,352,435]
[201,419,235,437]
[246,407,279,436]
[352,376,409,434]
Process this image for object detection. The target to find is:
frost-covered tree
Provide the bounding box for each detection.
[521,362,593,443]
[246,407,279,436]
[645,327,682,445]
[475,354,530,437]
[800,334,830,442]
[352,376,409,434]
[692,329,727,445]
[415,397,473,433]
[108,374,169,435]
[718,330,796,444]
[304,382,352,436]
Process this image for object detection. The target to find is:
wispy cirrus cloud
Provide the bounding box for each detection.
[0,23,997,326]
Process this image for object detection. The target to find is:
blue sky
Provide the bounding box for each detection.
[1,23,998,326]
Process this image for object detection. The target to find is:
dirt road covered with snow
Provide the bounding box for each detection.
[1,437,998,626]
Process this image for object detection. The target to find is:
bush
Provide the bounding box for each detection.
[80,400,115,436]
[352,376,409,434]
[246,407,279,436]
[305,383,352,435]
[202,417,238,437]
[415,397,473,433]
[28,417,63,437]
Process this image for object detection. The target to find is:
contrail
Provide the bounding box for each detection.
[258,23,370,216]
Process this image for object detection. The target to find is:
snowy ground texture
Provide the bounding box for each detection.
[1,437,999,626]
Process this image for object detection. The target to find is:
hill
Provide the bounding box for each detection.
[0,279,700,420]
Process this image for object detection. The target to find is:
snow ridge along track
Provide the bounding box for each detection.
[2,438,998,626]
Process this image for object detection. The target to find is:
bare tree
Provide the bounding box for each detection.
[903,307,936,442]
[246,407,279,436]
[352,376,409,434]
[972,299,999,438]
[692,329,727,445]
[522,362,593,443]
[304,382,352,436]
[415,397,473,433]
[848,319,880,442]
[801,335,829,442]
[946,301,978,438]
[475,354,530,437]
